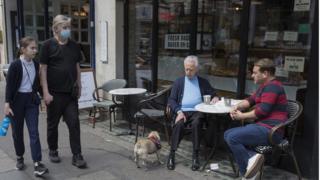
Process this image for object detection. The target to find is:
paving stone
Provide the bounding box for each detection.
[0,149,16,173]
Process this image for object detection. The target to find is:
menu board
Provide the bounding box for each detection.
[78,69,97,109]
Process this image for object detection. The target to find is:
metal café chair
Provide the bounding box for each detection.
[254,100,303,180]
[2,64,10,79]
[89,79,127,130]
[134,86,172,143]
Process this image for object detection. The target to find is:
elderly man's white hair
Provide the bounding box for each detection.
[184,55,199,67]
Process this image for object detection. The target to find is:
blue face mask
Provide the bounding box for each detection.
[60,29,71,40]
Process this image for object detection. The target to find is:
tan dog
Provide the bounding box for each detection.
[134,131,162,168]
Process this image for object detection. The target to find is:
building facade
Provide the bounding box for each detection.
[1,0,318,178]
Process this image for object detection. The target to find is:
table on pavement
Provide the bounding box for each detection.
[109,88,147,136]
[195,99,242,172]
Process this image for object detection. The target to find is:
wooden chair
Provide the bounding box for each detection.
[89,79,127,130]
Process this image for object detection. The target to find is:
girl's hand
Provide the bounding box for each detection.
[4,103,14,116]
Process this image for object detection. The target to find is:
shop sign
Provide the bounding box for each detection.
[284,56,305,72]
[283,31,298,41]
[164,34,190,50]
[294,0,310,11]
[264,31,278,41]
[164,34,212,50]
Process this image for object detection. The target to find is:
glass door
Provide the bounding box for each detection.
[127,0,153,90]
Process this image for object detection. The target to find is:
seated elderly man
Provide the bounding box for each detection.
[167,55,219,171]
[224,58,288,179]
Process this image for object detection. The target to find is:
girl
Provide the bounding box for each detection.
[4,36,48,176]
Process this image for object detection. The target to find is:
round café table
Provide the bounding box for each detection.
[195,99,241,172]
[109,88,147,135]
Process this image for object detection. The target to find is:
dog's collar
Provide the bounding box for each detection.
[148,136,161,150]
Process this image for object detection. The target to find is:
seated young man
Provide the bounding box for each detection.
[224,58,288,179]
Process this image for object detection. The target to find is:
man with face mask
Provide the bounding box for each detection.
[167,55,219,171]
[39,15,86,168]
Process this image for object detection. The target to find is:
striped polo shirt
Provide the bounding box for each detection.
[246,79,288,130]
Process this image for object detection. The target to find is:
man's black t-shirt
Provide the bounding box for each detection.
[39,38,80,93]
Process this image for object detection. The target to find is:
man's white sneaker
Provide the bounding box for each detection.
[242,171,261,180]
[244,153,264,178]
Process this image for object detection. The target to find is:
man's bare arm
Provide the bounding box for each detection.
[76,63,81,88]
[76,63,82,98]
[40,64,49,95]
[235,99,251,111]
[40,64,53,105]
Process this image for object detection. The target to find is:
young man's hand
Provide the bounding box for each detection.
[230,110,243,120]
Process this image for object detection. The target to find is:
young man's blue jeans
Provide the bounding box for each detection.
[224,124,282,175]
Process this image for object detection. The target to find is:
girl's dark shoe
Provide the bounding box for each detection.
[34,162,49,177]
[16,157,25,170]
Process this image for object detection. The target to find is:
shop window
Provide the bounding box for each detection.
[23,0,46,42]
[246,0,314,100]
[36,15,44,27]
[56,0,91,67]
[127,0,154,88]
[157,0,242,94]
[157,0,193,88]
[35,0,44,13]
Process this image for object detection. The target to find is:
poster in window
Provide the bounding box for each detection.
[284,56,305,72]
[283,31,298,41]
[294,0,310,11]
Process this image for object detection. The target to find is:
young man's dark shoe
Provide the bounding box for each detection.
[167,151,175,170]
[49,150,61,163]
[34,162,49,177]
[72,154,87,168]
[16,157,25,170]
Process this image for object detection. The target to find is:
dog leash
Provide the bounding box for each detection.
[148,136,162,150]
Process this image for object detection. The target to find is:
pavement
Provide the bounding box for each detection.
[0,80,304,180]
